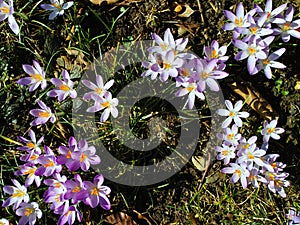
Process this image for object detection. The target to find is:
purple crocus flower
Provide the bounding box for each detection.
[17,60,47,92]
[16,202,42,225]
[261,119,285,142]
[57,202,82,225]
[263,171,290,198]
[2,179,29,210]
[286,209,300,225]
[17,129,44,154]
[56,136,78,170]
[40,0,74,20]
[82,75,114,100]
[218,124,241,146]
[87,92,119,123]
[237,136,257,156]
[204,40,229,63]
[221,162,250,189]
[77,174,111,210]
[47,70,77,101]
[215,144,236,165]
[273,5,300,42]
[68,139,100,172]
[216,100,249,128]
[30,100,56,126]
[233,36,268,74]
[15,163,41,187]
[253,48,286,79]
[141,53,161,80]
[0,0,19,34]
[64,174,84,204]
[223,2,256,32]
[195,58,228,92]
[236,144,267,170]
[20,151,40,164]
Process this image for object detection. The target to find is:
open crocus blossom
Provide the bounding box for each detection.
[0,218,9,225]
[40,0,74,20]
[216,100,249,128]
[221,162,250,189]
[17,129,44,154]
[261,119,285,142]
[47,70,77,102]
[17,60,47,92]
[29,100,56,126]
[2,179,29,210]
[82,75,114,100]
[0,0,19,34]
[16,202,42,225]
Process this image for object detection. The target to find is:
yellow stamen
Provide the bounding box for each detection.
[242,143,250,149]
[181,68,189,77]
[229,111,235,117]
[163,63,171,70]
[101,101,110,108]
[51,3,62,9]
[24,167,36,177]
[0,6,10,14]
[12,189,25,198]
[91,187,98,196]
[38,111,50,118]
[59,84,70,91]
[210,49,219,59]
[23,207,33,217]
[30,74,43,82]
[26,142,35,149]
[227,133,234,141]
[283,22,290,31]
[72,186,81,193]
[222,150,229,156]
[263,59,270,65]
[44,159,55,168]
[95,87,103,95]
[66,150,72,159]
[234,169,241,177]
[79,153,86,163]
[267,127,275,134]
[247,153,254,160]
[54,182,61,189]
[159,43,168,50]
[267,12,271,18]
[202,72,210,79]
[250,27,257,34]
[234,17,243,27]
[248,47,256,55]
[64,210,72,217]
[187,84,195,92]
[55,194,60,203]
[30,154,38,161]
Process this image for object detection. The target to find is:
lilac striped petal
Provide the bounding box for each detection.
[22,64,35,75]
[99,193,111,210]
[289,29,300,39]
[264,66,272,79]
[234,116,243,127]
[222,117,232,128]
[206,78,219,91]
[256,51,267,59]
[224,10,236,22]
[269,48,285,60]
[49,11,59,20]
[63,1,73,9]
[282,33,290,42]
[225,100,233,110]
[236,3,244,19]
[265,0,272,12]
[285,5,294,22]
[223,23,235,31]
[188,93,195,109]
[8,15,19,35]
[17,77,33,85]
[235,50,248,61]
[216,109,229,116]
[272,3,287,17]
[111,107,118,118]
[100,109,110,122]
[40,4,55,10]
[247,55,256,74]
[270,61,286,69]
[233,40,248,50]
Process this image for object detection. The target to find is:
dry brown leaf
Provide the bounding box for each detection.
[178,4,195,18]
[104,212,138,225]
[229,79,278,120]
[192,156,208,171]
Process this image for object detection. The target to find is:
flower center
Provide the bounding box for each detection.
[181,68,189,77]
[79,153,87,163]
[163,63,171,70]
[44,159,55,168]
[30,74,43,82]
[283,22,290,31]
[242,143,250,149]
[229,111,236,117]
[30,154,38,161]
[72,186,81,193]
[263,59,270,65]
[267,127,275,134]
[247,153,254,160]
[38,111,51,118]
[227,133,234,141]
[60,84,70,91]
[159,43,168,51]
[91,187,98,196]
[210,49,219,59]
[51,3,62,9]
[250,27,258,34]
[234,169,241,177]
[222,150,229,156]
[66,150,72,159]
[24,167,36,176]
[95,87,104,95]
[55,194,60,203]
[101,101,110,108]
[12,189,26,198]
[187,84,196,92]
[26,142,35,149]
[202,72,210,79]
[64,210,72,217]
[234,17,243,27]
[248,47,256,55]
[24,207,33,217]
[0,6,10,14]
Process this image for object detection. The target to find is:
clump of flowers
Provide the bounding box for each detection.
[215,99,289,198]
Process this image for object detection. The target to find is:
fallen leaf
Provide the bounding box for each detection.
[104,212,138,225]
[192,155,208,171]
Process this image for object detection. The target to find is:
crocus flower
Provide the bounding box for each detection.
[215,144,236,165]
[204,40,229,63]
[58,204,82,225]
[286,209,300,225]
[261,119,284,142]
[87,92,119,122]
[0,218,9,225]
[56,136,78,170]
[141,53,161,80]
[82,75,114,100]
[64,174,84,204]
[17,60,47,92]
[253,48,286,79]
[273,5,300,42]
[233,36,268,74]
[68,139,100,172]
[40,0,74,20]
[175,81,205,109]
[17,129,44,154]
[195,58,228,92]
[77,174,111,210]
[0,0,19,34]
[30,100,56,126]
[16,202,42,225]
[216,100,249,128]
[263,171,290,198]
[218,124,241,146]
[237,136,257,156]
[236,144,267,170]
[221,162,250,189]
[47,70,77,101]
[223,2,256,32]
[15,163,41,187]
[2,179,29,210]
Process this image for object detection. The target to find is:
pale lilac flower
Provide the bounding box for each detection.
[218,124,241,146]
[64,174,84,204]
[0,0,19,34]
[273,5,300,42]
[20,151,40,164]
[141,53,161,80]
[58,203,82,225]
[221,162,250,189]
[195,58,228,92]
[216,100,249,128]
[175,81,205,109]
[16,202,42,225]
[236,144,267,170]
[17,60,46,92]
[30,100,56,126]
[82,75,114,100]
[237,136,257,156]
[286,209,300,225]
[263,171,290,197]
[77,174,111,210]
[233,36,268,74]
[2,179,29,210]
[47,70,77,101]
[68,139,100,172]
[215,144,236,165]
[253,48,286,79]
[223,3,256,31]
[261,120,284,142]
[204,40,229,63]
[40,0,74,20]
[17,129,44,154]
[56,136,78,170]
[15,163,41,187]
[176,59,195,85]
[0,218,9,225]
[248,167,262,188]
[87,92,119,122]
